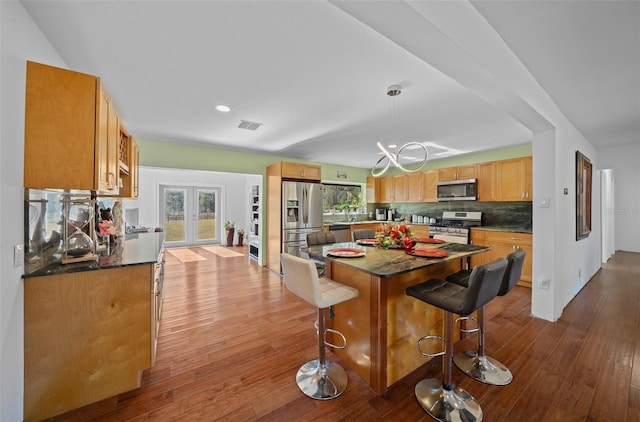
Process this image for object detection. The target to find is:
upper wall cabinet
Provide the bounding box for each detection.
[496,157,532,201]
[115,126,139,199]
[477,157,532,201]
[24,61,135,195]
[280,162,321,181]
[407,170,438,203]
[438,164,478,181]
[366,176,380,203]
[378,175,407,203]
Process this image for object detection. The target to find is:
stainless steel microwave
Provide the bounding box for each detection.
[436,178,477,201]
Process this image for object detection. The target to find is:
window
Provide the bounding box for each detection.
[322,183,364,213]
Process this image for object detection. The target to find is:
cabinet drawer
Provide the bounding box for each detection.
[484,231,532,246]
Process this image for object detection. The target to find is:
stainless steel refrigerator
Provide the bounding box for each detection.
[282,181,323,257]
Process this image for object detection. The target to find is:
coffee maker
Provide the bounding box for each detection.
[375,208,387,221]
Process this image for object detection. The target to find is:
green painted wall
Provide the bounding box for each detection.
[138,138,531,183]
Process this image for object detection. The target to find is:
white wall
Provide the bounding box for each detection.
[0,2,68,420]
[598,143,640,253]
[124,167,261,242]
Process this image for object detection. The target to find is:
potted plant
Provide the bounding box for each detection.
[224,221,235,246]
[237,228,245,246]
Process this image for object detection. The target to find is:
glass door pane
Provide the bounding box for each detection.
[161,186,187,246]
[195,188,219,244]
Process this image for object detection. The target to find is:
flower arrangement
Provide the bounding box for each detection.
[376,223,415,250]
[99,220,117,237]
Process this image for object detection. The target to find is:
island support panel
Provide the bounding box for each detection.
[326,259,462,394]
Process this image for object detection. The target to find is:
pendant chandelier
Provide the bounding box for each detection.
[371,85,428,177]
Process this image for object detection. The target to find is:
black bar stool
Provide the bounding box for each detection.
[406,258,508,422]
[280,253,359,400]
[446,249,526,386]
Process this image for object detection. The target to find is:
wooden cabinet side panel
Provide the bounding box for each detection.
[266,163,283,272]
[24,265,152,421]
[24,61,97,190]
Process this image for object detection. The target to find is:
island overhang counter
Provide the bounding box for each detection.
[303,242,490,395]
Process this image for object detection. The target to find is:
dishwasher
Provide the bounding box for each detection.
[329,224,352,242]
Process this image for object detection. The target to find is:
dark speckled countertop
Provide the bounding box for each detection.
[24,232,165,278]
[304,241,489,278]
[471,226,532,234]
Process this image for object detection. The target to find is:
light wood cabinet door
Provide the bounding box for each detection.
[407,172,424,202]
[366,176,380,203]
[477,162,496,201]
[438,164,478,181]
[496,157,531,201]
[116,134,139,199]
[130,139,140,198]
[479,231,532,287]
[379,176,394,203]
[423,170,438,202]
[392,174,408,202]
[96,86,119,193]
[281,162,321,181]
[24,265,153,421]
[25,61,120,194]
[438,167,458,181]
[456,164,478,179]
[469,229,488,268]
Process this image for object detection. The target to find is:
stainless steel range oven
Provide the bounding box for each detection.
[428,211,482,244]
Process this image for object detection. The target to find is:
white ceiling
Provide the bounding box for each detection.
[20,0,639,170]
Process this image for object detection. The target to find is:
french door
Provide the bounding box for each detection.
[160,185,221,247]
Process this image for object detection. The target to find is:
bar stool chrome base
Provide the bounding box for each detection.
[454,350,513,386]
[296,359,348,400]
[415,378,483,422]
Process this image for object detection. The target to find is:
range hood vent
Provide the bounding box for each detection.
[238,120,262,131]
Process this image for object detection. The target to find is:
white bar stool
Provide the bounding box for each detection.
[280,253,359,400]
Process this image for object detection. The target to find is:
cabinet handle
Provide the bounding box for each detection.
[108,172,116,190]
[510,237,522,241]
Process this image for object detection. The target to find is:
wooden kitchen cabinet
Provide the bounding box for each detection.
[115,127,139,198]
[281,161,321,181]
[407,172,425,202]
[366,176,380,203]
[379,175,407,203]
[496,156,532,201]
[438,164,478,181]
[24,264,154,421]
[24,61,120,194]
[423,170,438,202]
[477,161,496,201]
[469,229,532,287]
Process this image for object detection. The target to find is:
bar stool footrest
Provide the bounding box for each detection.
[415,377,483,422]
[454,350,513,386]
[296,359,349,400]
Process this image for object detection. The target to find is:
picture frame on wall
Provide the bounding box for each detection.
[576,150,592,240]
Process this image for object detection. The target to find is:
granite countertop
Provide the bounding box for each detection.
[304,241,489,278]
[324,220,430,227]
[24,232,165,278]
[471,226,532,234]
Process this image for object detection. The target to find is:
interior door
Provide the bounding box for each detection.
[160,185,221,247]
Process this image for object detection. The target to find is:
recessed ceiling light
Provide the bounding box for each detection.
[215,104,231,113]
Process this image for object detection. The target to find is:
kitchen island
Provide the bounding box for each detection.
[304,241,489,394]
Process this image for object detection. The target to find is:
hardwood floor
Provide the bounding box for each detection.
[46,249,640,421]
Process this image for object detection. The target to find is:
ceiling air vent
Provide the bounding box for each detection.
[238,120,262,131]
